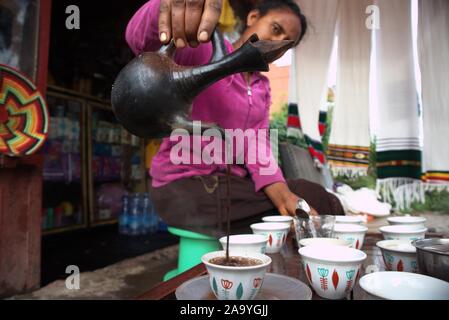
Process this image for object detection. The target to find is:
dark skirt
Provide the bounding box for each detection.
[149,175,344,238]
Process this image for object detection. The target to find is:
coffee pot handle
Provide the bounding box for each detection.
[158,28,228,62]
[210,29,227,63]
[158,39,177,58]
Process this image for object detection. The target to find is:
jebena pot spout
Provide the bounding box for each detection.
[111,31,294,139]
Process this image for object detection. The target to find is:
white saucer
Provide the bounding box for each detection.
[176,273,313,300]
[360,272,449,300]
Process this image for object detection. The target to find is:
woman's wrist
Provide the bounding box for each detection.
[264,182,299,215]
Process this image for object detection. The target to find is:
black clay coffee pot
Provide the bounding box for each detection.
[111,31,293,139]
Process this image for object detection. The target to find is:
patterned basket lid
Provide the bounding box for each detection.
[0,64,49,156]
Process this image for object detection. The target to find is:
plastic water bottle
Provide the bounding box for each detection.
[119,195,130,235]
[142,193,152,235]
[158,216,168,232]
[143,193,160,234]
[129,193,142,235]
[146,195,160,234]
[150,205,159,234]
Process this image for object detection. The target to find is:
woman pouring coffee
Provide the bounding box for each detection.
[126,0,344,238]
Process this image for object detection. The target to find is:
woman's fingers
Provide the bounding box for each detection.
[171,0,187,48]
[159,0,221,47]
[310,207,319,217]
[185,0,205,47]
[158,0,172,44]
[197,0,222,43]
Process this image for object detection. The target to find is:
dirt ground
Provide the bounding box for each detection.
[11,245,179,300]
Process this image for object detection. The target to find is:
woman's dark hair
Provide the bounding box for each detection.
[255,0,308,45]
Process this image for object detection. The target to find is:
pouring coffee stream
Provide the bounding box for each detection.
[111,31,294,262]
[226,164,231,262]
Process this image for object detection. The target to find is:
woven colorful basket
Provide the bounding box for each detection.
[0,64,49,156]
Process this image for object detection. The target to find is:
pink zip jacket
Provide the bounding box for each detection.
[125,0,285,192]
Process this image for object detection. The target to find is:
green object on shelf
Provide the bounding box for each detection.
[163,227,220,282]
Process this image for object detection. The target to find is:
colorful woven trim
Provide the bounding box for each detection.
[304,135,325,165]
[287,103,326,165]
[0,64,49,156]
[287,103,302,131]
[376,137,421,152]
[319,111,327,137]
[376,150,422,180]
[423,171,449,183]
[327,144,370,168]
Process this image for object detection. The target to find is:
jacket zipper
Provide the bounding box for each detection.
[243,81,253,128]
[245,71,254,106]
[247,84,253,106]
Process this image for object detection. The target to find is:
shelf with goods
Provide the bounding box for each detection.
[41,86,148,234]
[42,91,89,235]
[87,102,147,227]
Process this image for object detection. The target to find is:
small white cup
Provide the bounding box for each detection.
[335,216,364,225]
[250,223,290,254]
[262,216,294,228]
[379,225,428,241]
[202,251,272,300]
[376,240,418,273]
[332,224,368,250]
[387,216,426,228]
[299,238,352,248]
[219,234,269,255]
[299,245,367,300]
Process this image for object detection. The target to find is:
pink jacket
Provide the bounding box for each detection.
[125,0,285,192]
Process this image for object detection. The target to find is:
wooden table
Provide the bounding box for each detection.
[136,233,442,300]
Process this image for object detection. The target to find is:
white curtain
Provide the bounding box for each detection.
[419,0,449,184]
[328,0,372,177]
[290,0,339,145]
[374,0,422,205]
[287,49,302,139]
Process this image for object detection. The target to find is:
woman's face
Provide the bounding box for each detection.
[244,8,302,45]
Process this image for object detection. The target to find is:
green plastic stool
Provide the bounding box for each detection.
[164,227,220,281]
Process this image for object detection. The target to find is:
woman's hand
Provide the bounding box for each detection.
[159,0,222,48]
[264,182,318,217]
